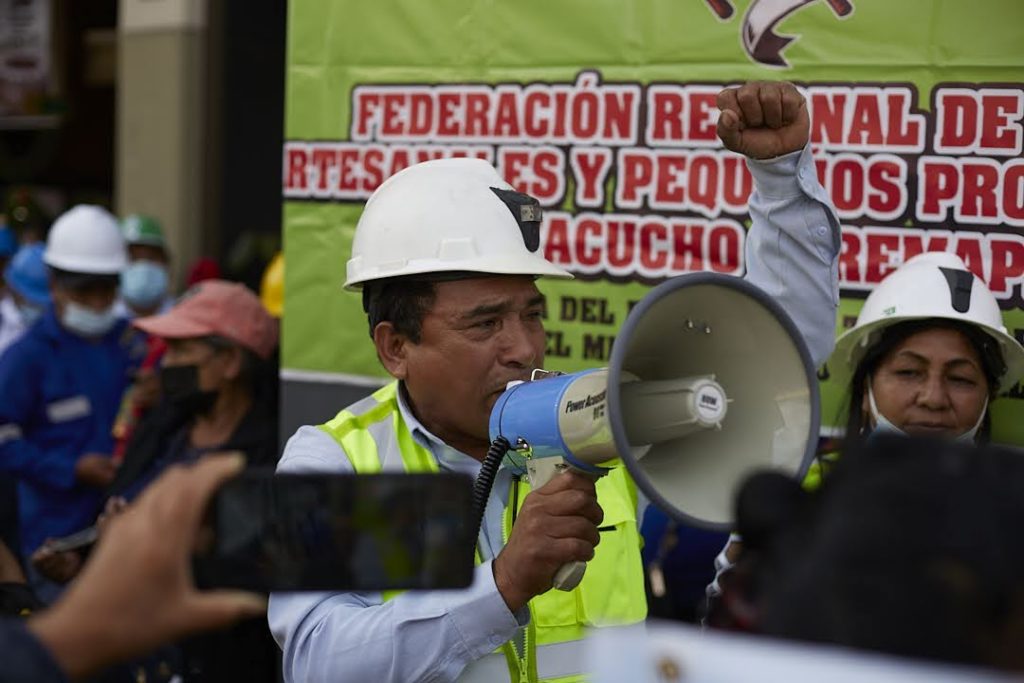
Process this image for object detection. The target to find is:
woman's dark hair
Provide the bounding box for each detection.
[204,335,279,420]
[842,319,1005,445]
[205,335,270,396]
[753,436,1024,671]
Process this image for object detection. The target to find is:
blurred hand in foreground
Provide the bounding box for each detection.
[27,453,264,681]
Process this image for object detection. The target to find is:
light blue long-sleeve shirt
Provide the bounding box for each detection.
[268,145,841,683]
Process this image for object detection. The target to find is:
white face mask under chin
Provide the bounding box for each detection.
[866,381,987,443]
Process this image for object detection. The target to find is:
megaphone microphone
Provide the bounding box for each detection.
[483,272,821,592]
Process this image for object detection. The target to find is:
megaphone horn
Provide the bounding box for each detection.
[485,272,821,591]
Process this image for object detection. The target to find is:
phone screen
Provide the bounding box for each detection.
[194,469,476,593]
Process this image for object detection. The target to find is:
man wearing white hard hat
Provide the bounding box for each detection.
[269,81,842,683]
[0,205,147,601]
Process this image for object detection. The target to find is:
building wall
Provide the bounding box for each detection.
[116,20,206,289]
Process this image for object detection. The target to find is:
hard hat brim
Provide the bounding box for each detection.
[47,268,121,290]
[126,237,168,249]
[43,252,127,276]
[343,253,573,291]
[828,315,1024,395]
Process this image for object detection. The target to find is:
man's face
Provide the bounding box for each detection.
[51,280,118,317]
[398,276,546,452]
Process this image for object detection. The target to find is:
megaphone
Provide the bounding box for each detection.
[486,272,820,590]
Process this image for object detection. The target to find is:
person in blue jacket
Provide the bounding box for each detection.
[0,225,19,290]
[0,243,52,356]
[0,205,147,601]
[0,243,53,556]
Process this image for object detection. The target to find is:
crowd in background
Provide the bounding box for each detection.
[0,205,282,682]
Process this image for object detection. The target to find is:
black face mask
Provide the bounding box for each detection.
[160,364,218,417]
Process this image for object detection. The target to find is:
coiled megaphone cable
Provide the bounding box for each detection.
[471,436,511,550]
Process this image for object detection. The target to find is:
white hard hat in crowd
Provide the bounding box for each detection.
[44,205,128,275]
[829,251,1024,393]
[344,157,573,289]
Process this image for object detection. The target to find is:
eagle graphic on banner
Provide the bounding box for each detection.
[705,0,854,67]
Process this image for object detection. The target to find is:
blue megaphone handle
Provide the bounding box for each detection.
[489,370,608,475]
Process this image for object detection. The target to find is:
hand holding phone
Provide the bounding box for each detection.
[27,454,266,681]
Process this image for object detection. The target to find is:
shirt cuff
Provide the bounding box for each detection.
[446,560,525,658]
[745,146,807,199]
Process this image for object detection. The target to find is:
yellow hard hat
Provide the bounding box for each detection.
[260,251,284,317]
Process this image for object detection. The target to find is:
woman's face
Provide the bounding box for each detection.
[865,327,990,438]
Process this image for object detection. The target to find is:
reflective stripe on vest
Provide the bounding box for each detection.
[318,381,647,683]
[460,635,623,683]
[319,383,437,474]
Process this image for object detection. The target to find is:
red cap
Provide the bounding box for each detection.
[134,279,279,359]
[186,257,222,287]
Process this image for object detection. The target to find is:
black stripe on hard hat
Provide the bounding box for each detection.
[939,267,974,314]
[490,187,543,253]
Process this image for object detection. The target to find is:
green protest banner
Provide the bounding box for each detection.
[283,0,1024,442]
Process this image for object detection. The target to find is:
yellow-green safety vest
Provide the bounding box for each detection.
[319,382,648,683]
[802,451,840,492]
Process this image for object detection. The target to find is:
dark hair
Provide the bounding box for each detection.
[361,271,528,343]
[750,436,1024,670]
[205,335,260,391]
[843,319,1005,445]
[362,279,437,343]
[48,267,120,290]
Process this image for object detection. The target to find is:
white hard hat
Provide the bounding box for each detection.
[829,251,1024,393]
[44,205,128,275]
[344,158,573,289]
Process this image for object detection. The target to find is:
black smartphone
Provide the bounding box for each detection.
[193,469,476,593]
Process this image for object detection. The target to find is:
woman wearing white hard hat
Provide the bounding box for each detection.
[706,251,1024,631]
[829,251,1024,444]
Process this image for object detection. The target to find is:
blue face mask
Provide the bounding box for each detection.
[867,381,987,444]
[62,302,119,338]
[16,302,43,327]
[120,261,169,310]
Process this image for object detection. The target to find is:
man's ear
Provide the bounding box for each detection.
[373,321,409,379]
